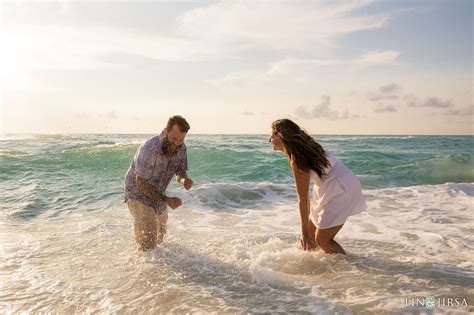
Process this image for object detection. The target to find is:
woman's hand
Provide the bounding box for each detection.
[300,232,317,251]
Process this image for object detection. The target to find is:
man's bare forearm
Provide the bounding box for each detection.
[176,171,187,184]
[136,176,167,202]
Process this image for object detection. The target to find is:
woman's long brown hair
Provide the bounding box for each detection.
[272,119,330,179]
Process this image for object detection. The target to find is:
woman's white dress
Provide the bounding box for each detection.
[309,152,367,229]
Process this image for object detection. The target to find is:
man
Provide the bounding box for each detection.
[124,115,193,250]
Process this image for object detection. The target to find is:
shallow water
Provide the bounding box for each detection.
[1,134,473,313]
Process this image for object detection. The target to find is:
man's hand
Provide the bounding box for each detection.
[182,178,193,190]
[177,172,193,191]
[165,196,182,209]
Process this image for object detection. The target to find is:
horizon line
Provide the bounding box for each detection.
[1,132,473,137]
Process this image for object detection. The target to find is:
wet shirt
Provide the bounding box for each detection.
[124,133,187,214]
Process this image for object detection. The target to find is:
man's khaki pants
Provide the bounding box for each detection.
[127,199,168,250]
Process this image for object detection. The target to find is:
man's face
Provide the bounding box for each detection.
[163,125,187,156]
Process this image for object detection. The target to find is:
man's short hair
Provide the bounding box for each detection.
[166,115,190,133]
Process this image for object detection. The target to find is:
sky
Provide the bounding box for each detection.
[0,0,472,135]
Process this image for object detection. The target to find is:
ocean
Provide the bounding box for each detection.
[1,134,473,313]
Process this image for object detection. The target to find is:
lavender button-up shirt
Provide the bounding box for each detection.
[124,132,188,214]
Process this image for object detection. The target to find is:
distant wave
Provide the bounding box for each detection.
[34,134,76,140]
[183,181,295,210]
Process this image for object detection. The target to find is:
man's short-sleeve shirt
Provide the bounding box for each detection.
[124,132,188,213]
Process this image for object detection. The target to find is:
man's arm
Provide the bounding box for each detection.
[136,176,167,202]
[176,171,193,190]
[136,176,183,209]
[176,171,187,184]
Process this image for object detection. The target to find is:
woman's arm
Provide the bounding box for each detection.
[290,160,315,250]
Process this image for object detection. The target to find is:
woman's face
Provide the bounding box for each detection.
[269,129,284,152]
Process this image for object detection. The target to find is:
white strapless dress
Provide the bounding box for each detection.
[309,152,367,229]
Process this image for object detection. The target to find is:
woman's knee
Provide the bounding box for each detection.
[315,239,333,254]
[315,234,339,254]
[315,230,336,251]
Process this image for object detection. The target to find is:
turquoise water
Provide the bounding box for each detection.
[1,134,473,219]
[1,134,473,313]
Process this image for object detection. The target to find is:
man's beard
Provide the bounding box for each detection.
[162,137,181,156]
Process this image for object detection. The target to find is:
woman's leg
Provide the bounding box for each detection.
[308,219,318,249]
[306,198,318,250]
[315,224,346,254]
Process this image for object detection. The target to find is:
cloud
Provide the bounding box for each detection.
[74,112,91,119]
[367,83,402,102]
[378,83,401,94]
[100,111,118,120]
[294,105,312,117]
[422,97,453,108]
[208,51,401,89]
[3,25,203,71]
[178,0,391,54]
[267,51,400,75]
[368,94,400,102]
[356,51,401,66]
[75,111,118,120]
[374,104,398,113]
[241,111,255,116]
[206,71,255,89]
[408,96,453,108]
[294,96,359,120]
[446,106,473,116]
[3,0,396,71]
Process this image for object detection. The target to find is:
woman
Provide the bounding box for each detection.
[269,119,367,254]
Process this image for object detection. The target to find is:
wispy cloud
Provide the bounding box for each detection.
[208,51,401,89]
[368,94,400,102]
[374,104,398,113]
[74,112,91,119]
[267,51,400,75]
[4,25,202,71]
[241,111,254,116]
[294,96,359,120]
[378,83,402,94]
[4,0,395,71]
[75,111,118,120]
[178,0,391,54]
[408,96,453,108]
[368,83,402,101]
[446,106,473,116]
[100,111,118,120]
[206,71,255,89]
